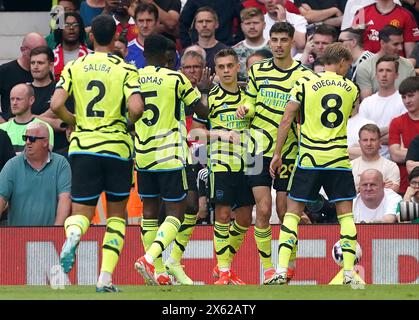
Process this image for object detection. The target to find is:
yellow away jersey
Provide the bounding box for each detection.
[57,52,140,159]
[134,66,201,171]
[245,58,313,159]
[208,85,250,173]
[290,71,359,170]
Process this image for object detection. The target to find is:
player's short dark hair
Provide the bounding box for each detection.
[341,27,364,47]
[134,2,159,21]
[92,15,116,46]
[54,12,86,45]
[376,54,399,73]
[195,6,219,23]
[214,48,239,64]
[166,38,177,70]
[144,34,169,59]
[269,21,295,38]
[358,123,381,138]
[322,43,352,65]
[408,166,419,181]
[314,24,337,42]
[379,25,403,42]
[399,76,419,95]
[166,38,177,53]
[30,46,54,63]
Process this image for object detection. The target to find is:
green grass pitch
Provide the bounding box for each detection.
[0,284,418,300]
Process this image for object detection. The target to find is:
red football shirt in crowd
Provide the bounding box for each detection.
[389,113,419,194]
[115,18,138,42]
[242,0,300,15]
[353,3,419,56]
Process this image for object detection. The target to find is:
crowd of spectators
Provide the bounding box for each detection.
[0,0,418,226]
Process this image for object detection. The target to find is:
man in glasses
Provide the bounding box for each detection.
[0,83,54,154]
[338,28,373,81]
[0,122,71,226]
[52,12,90,82]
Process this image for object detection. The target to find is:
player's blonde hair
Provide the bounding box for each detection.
[322,43,352,65]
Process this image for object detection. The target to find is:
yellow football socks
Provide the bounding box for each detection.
[278,213,300,270]
[254,226,273,270]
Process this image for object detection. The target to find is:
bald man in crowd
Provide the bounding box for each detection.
[0,32,47,123]
[353,169,402,223]
[0,83,54,154]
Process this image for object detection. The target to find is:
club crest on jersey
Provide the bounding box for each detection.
[389,19,401,28]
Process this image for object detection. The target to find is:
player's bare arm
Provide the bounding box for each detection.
[389,143,408,163]
[269,100,300,178]
[127,93,144,124]
[299,4,342,24]
[190,99,209,119]
[50,88,76,126]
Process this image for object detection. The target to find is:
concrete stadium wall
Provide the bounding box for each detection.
[0,12,50,65]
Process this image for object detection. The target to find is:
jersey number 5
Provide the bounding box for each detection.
[142,91,159,126]
[320,94,343,128]
[86,80,105,117]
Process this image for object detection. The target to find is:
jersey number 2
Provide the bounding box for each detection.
[86,80,105,117]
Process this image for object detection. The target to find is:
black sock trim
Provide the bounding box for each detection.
[102,244,120,256]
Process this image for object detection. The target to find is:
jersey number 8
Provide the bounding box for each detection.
[320,94,343,129]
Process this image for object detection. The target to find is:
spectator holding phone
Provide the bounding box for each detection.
[298,24,336,69]
[262,0,307,52]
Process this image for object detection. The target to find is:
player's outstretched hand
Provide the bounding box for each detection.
[269,154,282,179]
[197,67,215,92]
[236,106,249,119]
